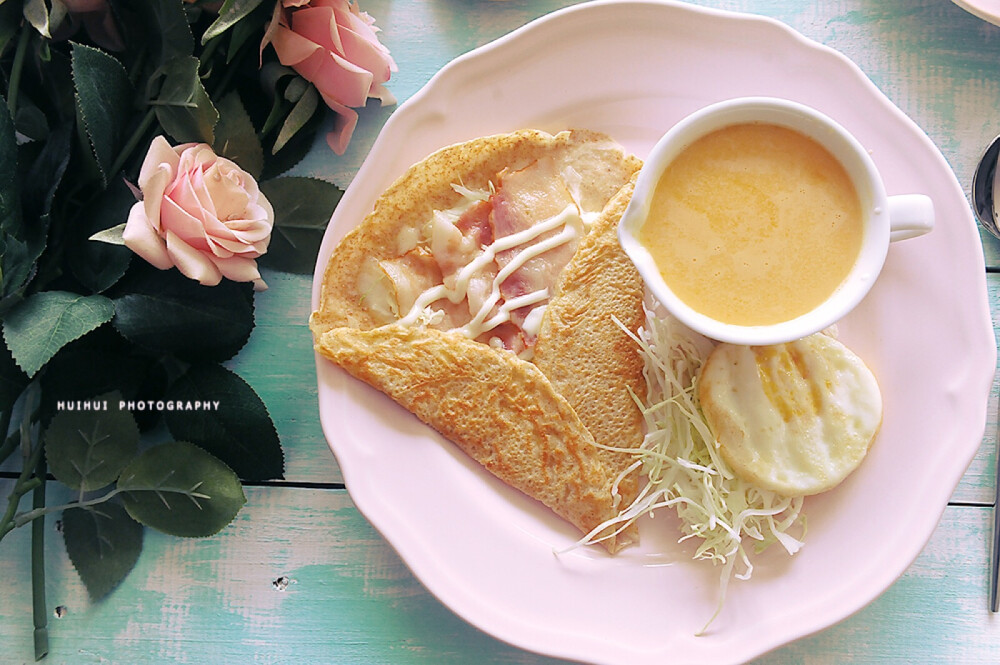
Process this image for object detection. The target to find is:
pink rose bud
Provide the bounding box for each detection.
[267,0,398,155]
[123,137,275,291]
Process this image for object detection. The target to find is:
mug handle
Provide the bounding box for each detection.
[888,194,935,242]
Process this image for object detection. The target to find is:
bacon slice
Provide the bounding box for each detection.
[310,129,645,553]
[455,198,494,248]
[431,200,490,288]
[490,158,582,344]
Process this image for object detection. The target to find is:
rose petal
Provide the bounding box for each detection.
[122,201,174,270]
[206,225,269,257]
[139,163,175,234]
[129,135,274,289]
[370,81,396,107]
[160,197,214,251]
[291,6,344,56]
[256,186,275,229]
[271,23,323,68]
[211,254,266,290]
[332,1,387,54]
[177,143,216,172]
[177,146,223,214]
[264,0,395,155]
[204,163,253,220]
[325,2,398,80]
[271,11,374,107]
[200,203,271,250]
[335,22,396,86]
[138,136,181,190]
[165,230,223,286]
[166,171,215,226]
[209,227,271,255]
[179,167,219,219]
[312,50,373,107]
[225,214,273,238]
[318,94,359,155]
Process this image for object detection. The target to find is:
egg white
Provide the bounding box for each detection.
[698,333,882,496]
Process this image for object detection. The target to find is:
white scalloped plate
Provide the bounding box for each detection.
[953,0,1000,26]
[312,2,996,663]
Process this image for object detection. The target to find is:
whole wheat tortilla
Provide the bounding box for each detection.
[311,129,641,335]
[311,129,645,552]
[317,324,634,550]
[533,174,646,510]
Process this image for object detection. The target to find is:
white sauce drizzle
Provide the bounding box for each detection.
[521,304,548,338]
[397,203,583,342]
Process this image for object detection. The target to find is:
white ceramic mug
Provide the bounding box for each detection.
[618,96,935,345]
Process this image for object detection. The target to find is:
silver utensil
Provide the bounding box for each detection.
[973,139,1000,610]
[971,134,1000,240]
[991,392,1000,612]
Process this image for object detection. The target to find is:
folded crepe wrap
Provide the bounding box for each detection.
[311,129,646,552]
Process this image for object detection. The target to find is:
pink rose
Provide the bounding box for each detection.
[265,0,397,155]
[123,137,274,291]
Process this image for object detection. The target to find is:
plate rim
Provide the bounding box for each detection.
[310,1,997,663]
[953,0,1000,26]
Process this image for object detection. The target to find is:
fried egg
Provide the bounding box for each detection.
[698,333,882,497]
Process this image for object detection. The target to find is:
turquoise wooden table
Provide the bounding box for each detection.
[3,0,1000,662]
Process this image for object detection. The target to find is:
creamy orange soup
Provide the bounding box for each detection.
[639,123,863,326]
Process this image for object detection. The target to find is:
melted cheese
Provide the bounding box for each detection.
[398,204,582,346]
[372,161,599,360]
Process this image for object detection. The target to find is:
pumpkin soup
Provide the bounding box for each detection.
[639,123,863,326]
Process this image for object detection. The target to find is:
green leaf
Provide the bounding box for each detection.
[0,93,28,301]
[212,91,264,179]
[260,104,323,180]
[21,120,71,222]
[0,340,27,419]
[283,77,310,103]
[38,335,168,432]
[70,178,135,293]
[202,0,267,43]
[0,1,21,56]
[226,1,270,62]
[273,84,319,154]
[111,264,254,363]
[258,63,296,136]
[62,503,143,601]
[258,177,343,274]
[153,56,219,145]
[2,292,115,377]
[88,224,127,245]
[35,46,76,129]
[13,99,49,143]
[117,441,246,537]
[44,393,140,491]
[164,364,283,481]
[134,0,195,67]
[71,43,135,184]
[12,121,70,287]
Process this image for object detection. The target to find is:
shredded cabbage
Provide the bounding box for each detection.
[565,304,806,632]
